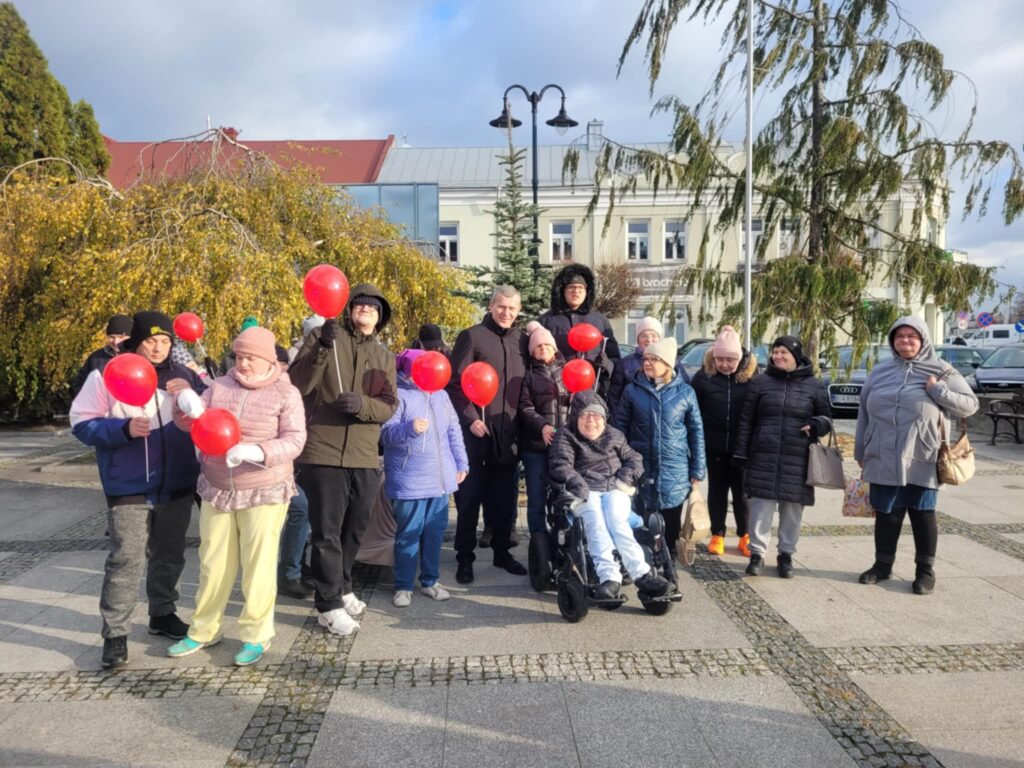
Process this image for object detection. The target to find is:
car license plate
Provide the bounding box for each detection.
[832,394,860,404]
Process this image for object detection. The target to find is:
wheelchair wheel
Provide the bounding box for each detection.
[640,596,672,616]
[679,540,697,567]
[557,580,589,623]
[528,532,554,592]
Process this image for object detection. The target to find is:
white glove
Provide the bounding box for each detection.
[177,389,205,418]
[225,443,265,468]
[615,480,637,496]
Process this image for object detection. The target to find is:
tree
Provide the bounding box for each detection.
[566,0,1023,361]
[463,131,552,319]
[593,263,642,319]
[0,2,109,175]
[0,133,476,420]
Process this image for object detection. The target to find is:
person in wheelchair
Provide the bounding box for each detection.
[548,391,671,601]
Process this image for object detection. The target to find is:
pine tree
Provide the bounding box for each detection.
[0,2,109,175]
[567,0,1023,360]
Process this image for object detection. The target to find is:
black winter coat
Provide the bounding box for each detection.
[517,356,570,453]
[71,346,118,398]
[690,349,759,456]
[547,392,644,500]
[446,313,527,465]
[733,359,832,506]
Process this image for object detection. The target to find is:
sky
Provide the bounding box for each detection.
[15,0,1024,311]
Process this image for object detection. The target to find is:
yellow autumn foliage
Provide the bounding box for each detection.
[0,159,476,419]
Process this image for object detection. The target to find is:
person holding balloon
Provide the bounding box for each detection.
[69,311,205,670]
[289,272,398,637]
[168,326,307,666]
[381,349,468,607]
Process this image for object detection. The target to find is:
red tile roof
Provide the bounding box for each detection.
[103,132,394,189]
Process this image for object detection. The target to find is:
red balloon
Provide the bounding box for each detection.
[562,358,596,393]
[103,353,158,406]
[567,323,603,353]
[412,351,452,393]
[461,362,499,408]
[190,409,241,457]
[303,264,350,318]
[172,312,204,343]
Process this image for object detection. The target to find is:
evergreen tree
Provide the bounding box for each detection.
[567,0,1023,360]
[0,2,109,175]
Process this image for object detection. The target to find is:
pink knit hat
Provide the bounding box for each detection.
[712,325,743,360]
[526,321,556,355]
[635,316,663,342]
[233,327,278,363]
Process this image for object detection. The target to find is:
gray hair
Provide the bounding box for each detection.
[489,285,521,305]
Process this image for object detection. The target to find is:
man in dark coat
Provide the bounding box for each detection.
[446,285,529,584]
[70,314,133,398]
[537,264,620,398]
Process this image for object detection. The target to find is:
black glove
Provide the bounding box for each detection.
[730,455,748,471]
[335,392,362,414]
[319,319,339,348]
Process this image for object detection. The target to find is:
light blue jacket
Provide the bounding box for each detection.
[381,375,469,500]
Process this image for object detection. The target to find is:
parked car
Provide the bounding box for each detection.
[819,345,893,416]
[934,345,995,377]
[972,344,1024,394]
[679,341,769,379]
[966,324,1024,348]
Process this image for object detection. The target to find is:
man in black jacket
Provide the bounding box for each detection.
[446,286,529,584]
[70,314,133,398]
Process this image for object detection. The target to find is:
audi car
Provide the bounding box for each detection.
[819,345,893,416]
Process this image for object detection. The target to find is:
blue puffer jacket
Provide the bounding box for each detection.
[614,371,707,510]
[381,375,469,500]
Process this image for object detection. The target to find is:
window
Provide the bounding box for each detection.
[550,221,573,261]
[438,223,459,264]
[739,219,764,264]
[780,217,801,257]
[627,220,650,261]
[664,220,686,260]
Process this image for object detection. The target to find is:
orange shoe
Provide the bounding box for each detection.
[707,535,725,556]
[737,534,751,557]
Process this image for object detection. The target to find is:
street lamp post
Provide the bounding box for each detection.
[489,84,577,280]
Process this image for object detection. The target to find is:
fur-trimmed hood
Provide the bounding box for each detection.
[701,348,758,382]
[549,264,596,314]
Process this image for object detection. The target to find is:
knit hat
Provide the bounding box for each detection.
[240,315,259,332]
[125,311,174,351]
[635,316,663,342]
[579,400,607,420]
[772,335,804,362]
[417,323,445,351]
[302,314,325,338]
[105,314,132,336]
[170,341,195,367]
[526,320,557,355]
[233,327,278,364]
[712,325,743,360]
[643,337,678,369]
[396,348,426,377]
[566,273,587,287]
[351,295,382,312]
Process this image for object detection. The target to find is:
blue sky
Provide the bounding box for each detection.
[15,0,1024,308]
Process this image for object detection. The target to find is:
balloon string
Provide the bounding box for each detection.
[332,339,345,394]
[593,337,609,392]
[144,435,150,482]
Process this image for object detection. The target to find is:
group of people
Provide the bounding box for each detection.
[69,262,977,671]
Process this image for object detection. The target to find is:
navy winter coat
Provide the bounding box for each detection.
[690,349,759,456]
[614,371,707,511]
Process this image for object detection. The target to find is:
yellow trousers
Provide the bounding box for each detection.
[190,501,288,644]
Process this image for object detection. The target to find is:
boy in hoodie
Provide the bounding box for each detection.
[548,392,670,601]
[70,314,133,398]
[70,311,205,669]
[289,284,397,636]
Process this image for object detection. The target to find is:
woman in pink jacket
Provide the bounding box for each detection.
[168,327,306,666]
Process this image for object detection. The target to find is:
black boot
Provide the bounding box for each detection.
[861,509,905,585]
[594,580,620,600]
[908,508,938,595]
[777,553,794,579]
[858,562,892,584]
[745,554,764,576]
[913,563,936,595]
[101,636,128,670]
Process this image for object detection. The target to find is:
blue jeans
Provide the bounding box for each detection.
[278,485,309,582]
[520,449,549,534]
[392,496,448,591]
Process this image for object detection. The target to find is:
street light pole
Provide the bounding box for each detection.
[489,84,578,282]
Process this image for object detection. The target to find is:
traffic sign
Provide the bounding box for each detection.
[1016,321,1024,334]
[958,310,969,320]
[958,318,968,330]
[977,312,994,328]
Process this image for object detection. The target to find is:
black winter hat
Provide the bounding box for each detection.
[772,335,804,362]
[417,323,444,351]
[125,311,174,351]
[105,314,133,336]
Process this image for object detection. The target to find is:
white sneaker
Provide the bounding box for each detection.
[393,590,412,607]
[341,593,366,616]
[317,607,360,636]
[420,583,451,601]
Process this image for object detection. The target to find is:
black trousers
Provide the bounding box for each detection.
[874,507,937,566]
[661,503,684,554]
[706,452,749,537]
[298,464,378,612]
[454,439,518,564]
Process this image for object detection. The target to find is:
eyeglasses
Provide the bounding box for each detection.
[893,333,920,341]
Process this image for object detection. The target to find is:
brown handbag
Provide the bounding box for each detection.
[937,417,975,485]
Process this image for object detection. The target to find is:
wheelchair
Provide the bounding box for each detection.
[528,486,682,623]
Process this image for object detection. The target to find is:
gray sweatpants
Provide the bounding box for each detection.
[99,495,193,638]
[748,497,805,557]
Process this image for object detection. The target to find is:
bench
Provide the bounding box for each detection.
[987,398,1024,445]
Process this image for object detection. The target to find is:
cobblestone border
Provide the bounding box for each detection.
[823,643,1024,675]
[936,511,1024,562]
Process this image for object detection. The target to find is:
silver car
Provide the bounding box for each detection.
[973,345,1024,393]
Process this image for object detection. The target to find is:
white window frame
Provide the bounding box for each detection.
[664,219,687,261]
[626,220,650,261]
[779,217,801,257]
[740,218,764,264]
[550,221,574,262]
[438,222,459,264]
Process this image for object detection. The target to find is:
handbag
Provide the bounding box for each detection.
[842,476,874,517]
[937,416,975,485]
[680,484,711,542]
[806,430,847,490]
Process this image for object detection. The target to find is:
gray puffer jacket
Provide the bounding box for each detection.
[854,316,978,488]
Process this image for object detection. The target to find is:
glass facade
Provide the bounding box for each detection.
[340,183,440,257]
